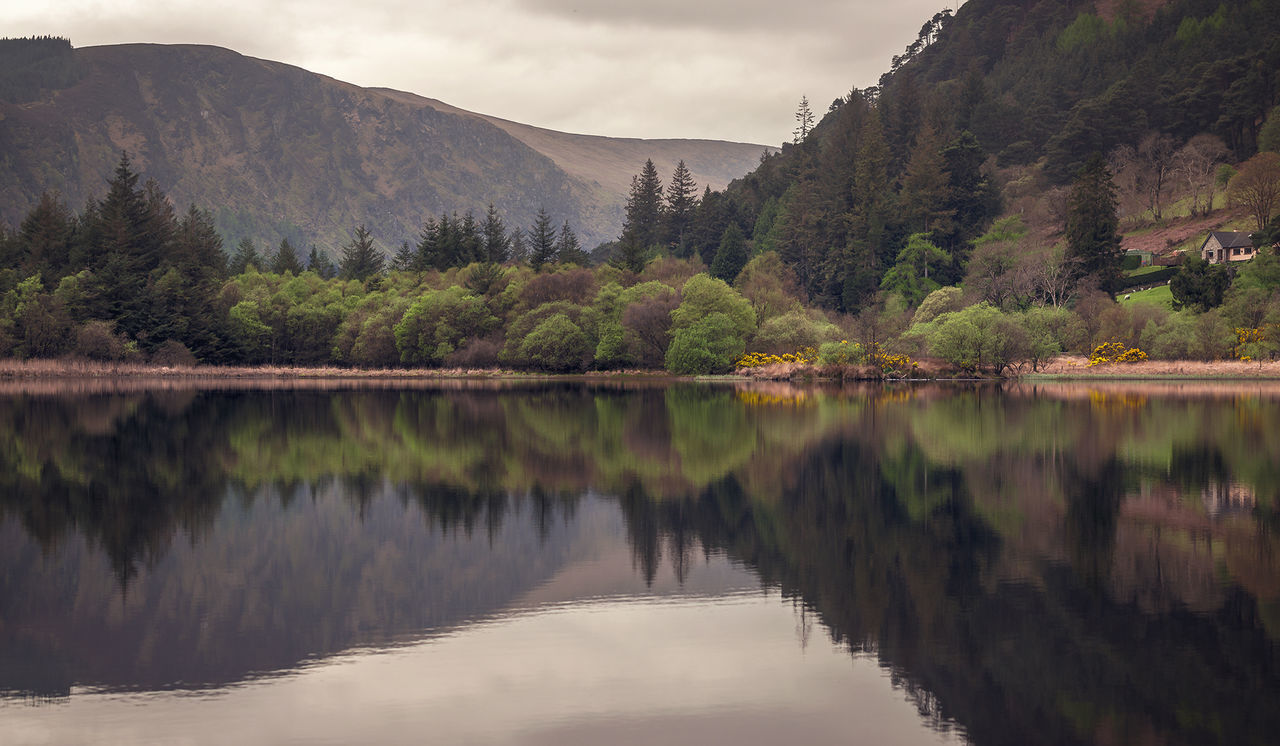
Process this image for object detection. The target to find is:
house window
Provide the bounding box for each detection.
[1234,248,1241,256]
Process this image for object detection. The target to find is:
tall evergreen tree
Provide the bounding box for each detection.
[415,216,441,272]
[710,223,749,283]
[619,159,664,257]
[339,224,384,281]
[556,221,587,265]
[229,238,262,275]
[16,190,74,281]
[482,204,511,264]
[271,238,304,275]
[509,227,528,265]
[458,211,483,266]
[306,247,337,279]
[793,95,815,143]
[662,160,699,253]
[1065,153,1123,293]
[528,208,558,271]
[898,122,954,235]
[391,240,417,272]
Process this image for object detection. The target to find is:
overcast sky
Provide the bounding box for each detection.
[3,0,960,146]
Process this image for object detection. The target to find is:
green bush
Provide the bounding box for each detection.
[519,313,591,372]
[665,312,746,374]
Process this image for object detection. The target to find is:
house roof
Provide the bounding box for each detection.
[1201,231,1255,251]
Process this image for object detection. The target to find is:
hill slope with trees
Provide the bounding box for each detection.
[0,39,768,253]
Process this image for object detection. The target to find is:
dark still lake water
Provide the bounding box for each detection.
[1,380,1279,745]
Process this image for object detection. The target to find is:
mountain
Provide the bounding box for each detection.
[0,40,770,252]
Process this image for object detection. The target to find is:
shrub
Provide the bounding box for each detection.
[73,320,126,361]
[150,339,197,367]
[750,310,840,354]
[666,312,746,375]
[519,313,591,372]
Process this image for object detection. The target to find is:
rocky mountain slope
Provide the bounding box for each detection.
[0,42,770,252]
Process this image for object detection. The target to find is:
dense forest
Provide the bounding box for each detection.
[2,0,1280,372]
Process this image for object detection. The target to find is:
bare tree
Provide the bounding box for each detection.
[1227,152,1280,231]
[1029,244,1081,308]
[1108,144,1145,223]
[1137,132,1178,221]
[1172,134,1228,216]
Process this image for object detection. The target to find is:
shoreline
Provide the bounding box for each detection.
[3,356,1280,385]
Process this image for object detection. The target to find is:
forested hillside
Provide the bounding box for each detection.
[666,0,1280,312]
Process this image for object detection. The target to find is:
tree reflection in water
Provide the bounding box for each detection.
[1,381,1278,745]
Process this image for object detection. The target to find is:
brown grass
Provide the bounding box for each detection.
[1032,356,1280,379]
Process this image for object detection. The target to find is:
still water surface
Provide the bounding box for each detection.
[1,381,1278,745]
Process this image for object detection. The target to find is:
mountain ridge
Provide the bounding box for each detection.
[0,41,770,252]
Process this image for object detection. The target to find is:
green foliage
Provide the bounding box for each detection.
[394,286,497,366]
[1065,154,1122,292]
[664,312,746,374]
[518,313,591,372]
[710,223,749,283]
[670,274,756,339]
[881,233,949,307]
[1170,254,1229,312]
[339,225,384,281]
[750,310,840,355]
[908,303,1031,373]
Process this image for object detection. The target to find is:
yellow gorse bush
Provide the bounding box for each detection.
[735,347,819,369]
[1087,341,1148,367]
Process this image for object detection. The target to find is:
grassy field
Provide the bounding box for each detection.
[1118,283,1174,309]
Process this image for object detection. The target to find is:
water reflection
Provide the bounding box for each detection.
[1,382,1279,745]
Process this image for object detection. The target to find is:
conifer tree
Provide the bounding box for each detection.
[1065,153,1122,292]
[458,211,483,266]
[16,190,74,280]
[662,160,699,252]
[509,227,528,265]
[339,224,384,281]
[229,238,262,275]
[556,221,586,265]
[528,208,558,271]
[271,238,304,275]
[710,223,749,283]
[415,216,440,272]
[619,159,664,262]
[306,247,337,279]
[793,95,815,143]
[482,204,511,264]
[391,241,416,272]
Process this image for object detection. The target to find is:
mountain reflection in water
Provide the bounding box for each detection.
[1,381,1278,745]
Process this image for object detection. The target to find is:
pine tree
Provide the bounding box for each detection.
[339,224,384,281]
[793,95,815,143]
[229,238,262,275]
[482,203,511,263]
[306,247,337,279]
[271,238,304,275]
[509,227,528,265]
[391,240,417,272]
[416,216,441,271]
[1065,153,1122,293]
[619,159,664,262]
[16,190,74,280]
[528,208,558,271]
[898,122,954,235]
[556,221,587,265]
[662,160,699,252]
[710,223,749,283]
[458,210,483,266]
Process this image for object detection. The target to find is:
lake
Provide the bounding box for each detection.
[1,380,1278,745]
